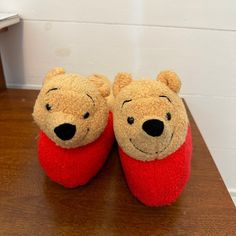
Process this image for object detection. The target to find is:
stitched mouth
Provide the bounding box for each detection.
[79,128,90,142]
[129,132,174,156]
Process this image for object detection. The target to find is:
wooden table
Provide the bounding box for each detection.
[0,89,235,235]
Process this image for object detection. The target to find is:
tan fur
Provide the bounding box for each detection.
[157,70,181,93]
[113,72,133,97]
[88,74,110,97]
[106,88,115,112]
[112,70,189,161]
[33,67,110,148]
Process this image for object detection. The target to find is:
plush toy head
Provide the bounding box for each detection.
[33,67,110,148]
[113,71,188,161]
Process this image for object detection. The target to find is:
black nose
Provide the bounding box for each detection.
[142,119,164,137]
[54,123,76,141]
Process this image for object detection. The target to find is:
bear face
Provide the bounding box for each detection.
[113,71,189,161]
[33,68,110,149]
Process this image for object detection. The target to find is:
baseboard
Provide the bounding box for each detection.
[228,188,236,206]
[7,83,41,90]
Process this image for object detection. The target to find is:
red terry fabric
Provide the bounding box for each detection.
[38,112,114,188]
[119,127,192,206]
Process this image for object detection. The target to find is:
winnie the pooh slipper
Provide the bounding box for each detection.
[112,71,192,206]
[33,68,114,188]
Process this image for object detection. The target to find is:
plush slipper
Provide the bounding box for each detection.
[33,68,114,188]
[112,71,192,206]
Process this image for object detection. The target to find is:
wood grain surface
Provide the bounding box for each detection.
[0,89,235,236]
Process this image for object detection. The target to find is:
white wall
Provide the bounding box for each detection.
[0,0,236,203]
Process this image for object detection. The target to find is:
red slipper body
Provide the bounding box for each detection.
[119,126,192,206]
[38,112,114,188]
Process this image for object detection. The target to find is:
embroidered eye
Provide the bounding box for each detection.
[45,103,52,111]
[83,112,90,119]
[166,112,171,121]
[127,116,134,125]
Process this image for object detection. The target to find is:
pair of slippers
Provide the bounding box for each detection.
[33,68,192,206]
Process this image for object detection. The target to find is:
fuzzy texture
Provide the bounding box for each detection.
[33,68,114,187]
[38,112,114,188]
[112,70,192,206]
[119,126,192,206]
[113,71,188,161]
[33,68,110,149]
[113,72,133,97]
[157,70,181,93]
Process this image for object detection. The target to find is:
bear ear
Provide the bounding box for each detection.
[44,67,65,83]
[88,74,110,97]
[113,72,133,97]
[156,70,181,93]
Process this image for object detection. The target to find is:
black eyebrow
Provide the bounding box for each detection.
[46,88,58,94]
[122,99,132,108]
[159,95,172,103]
[86,94,95,106]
